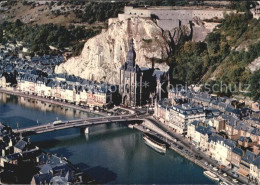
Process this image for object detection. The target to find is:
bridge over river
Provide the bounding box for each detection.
[14,114,144,135]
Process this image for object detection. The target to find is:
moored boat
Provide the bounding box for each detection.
[203,171,219,182]
[143,134,166,154]
[128,124,134,129]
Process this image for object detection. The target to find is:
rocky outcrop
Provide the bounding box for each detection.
[55,17,171,84]
[55,15,218,84]
[248,56,260,73]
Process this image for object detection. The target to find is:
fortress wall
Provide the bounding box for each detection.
[123,6,231,21]
[117,6,233,32]
[157,19,181,30]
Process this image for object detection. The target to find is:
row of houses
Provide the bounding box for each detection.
[155,88,260,183]
[14,73,116,107]
[154,100,220,134]
[187,120,260,182]
[169,88,259,113]
[0,49,118,107]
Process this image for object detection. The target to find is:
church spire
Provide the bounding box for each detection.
[126,38,136,66]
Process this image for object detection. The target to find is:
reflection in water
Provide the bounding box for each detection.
[0,93,214,184]
[0,93,98,128]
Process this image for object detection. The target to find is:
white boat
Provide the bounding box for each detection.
[143,134,166,154]
[203,171,219,182]
[128,124,134,129]
[53,120,63,126]
[220,181,229,185]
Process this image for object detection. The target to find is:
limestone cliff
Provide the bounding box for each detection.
[55,16,217,84]
[55,17,170,84]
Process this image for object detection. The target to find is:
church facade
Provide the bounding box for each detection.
[119,39,169,107]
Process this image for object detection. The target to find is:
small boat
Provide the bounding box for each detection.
[203,171,219,182]
[53,120,63,126]
[143,134,166,154]
[220,181,229,185]
[128,124,134,129]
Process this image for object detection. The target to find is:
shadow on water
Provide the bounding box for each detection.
[32,126,136,149]
[0,104,12,115]
[84,166,117,184]
[0,116,37,128]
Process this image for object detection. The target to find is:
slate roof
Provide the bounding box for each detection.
[238,136,252,142]
[32,173,53,184]
[253,156,260,169]
[224,139,236,148]
[14,139,27,150]
[251,128,260,136]
[232,147,243,156]
[242,150,256,164]
[196,125,212,135]
[6,153,21,160]
[209,134,224,143]
[172,103,204,115]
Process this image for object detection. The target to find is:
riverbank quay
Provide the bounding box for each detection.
[123,118,245,184]
[0,88,109,116]
[143,117,251,185]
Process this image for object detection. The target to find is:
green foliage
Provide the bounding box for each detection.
[0,28,3,43]
[79,2,124,24]
[172,41,208,84]
[1,20,101,56]
[72,42,85,56]
[170,12,260,99]
[249,70,260,101]
[229,1,255,12]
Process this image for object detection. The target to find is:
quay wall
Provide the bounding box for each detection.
[0,88,106,116]
[135,120,234,185]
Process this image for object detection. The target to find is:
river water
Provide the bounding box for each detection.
[0,93,214,184]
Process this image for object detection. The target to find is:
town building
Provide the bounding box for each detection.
[208,134,236,166]
[168,103,205,135]
[250,156,260,184]
[119,39,168,107]
[230,147,244,169]
[187,120,213,151]
[239,150,256,177]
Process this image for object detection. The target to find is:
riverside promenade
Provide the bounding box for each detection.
[0,88,108,116]
[145,117,251,185]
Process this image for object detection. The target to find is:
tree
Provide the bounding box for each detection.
[249,70,260,101]
[0,29,3,43]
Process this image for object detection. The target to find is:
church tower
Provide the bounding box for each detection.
[119,39,141,107]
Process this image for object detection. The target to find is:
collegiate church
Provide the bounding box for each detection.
[119,39,169,107]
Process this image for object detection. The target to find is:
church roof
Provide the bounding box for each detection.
[126,38,136,63]
[121,38,140,73]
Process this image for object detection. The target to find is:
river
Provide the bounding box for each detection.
[0,93,215,184]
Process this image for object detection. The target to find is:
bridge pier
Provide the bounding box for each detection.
[84,127,89,134]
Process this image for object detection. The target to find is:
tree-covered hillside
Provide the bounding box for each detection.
[169,12,260,100]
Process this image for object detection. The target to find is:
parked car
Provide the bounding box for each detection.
[223,173,227,177]
[204,162,208,166]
